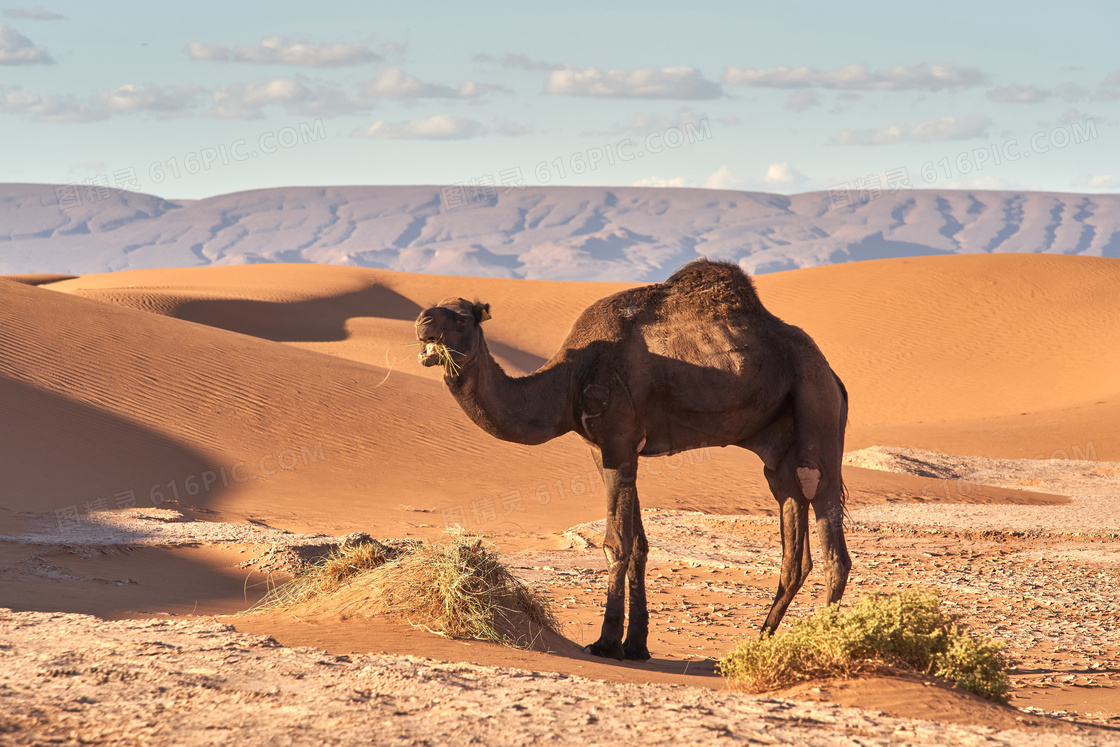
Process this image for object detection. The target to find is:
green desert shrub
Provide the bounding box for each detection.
[250,532,557,648]
[717,590,1010,702]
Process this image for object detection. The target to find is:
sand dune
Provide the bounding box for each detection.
[4,253,1119,732]
[43,252,1120,463]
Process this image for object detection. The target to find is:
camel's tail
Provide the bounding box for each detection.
[834,371,850,512]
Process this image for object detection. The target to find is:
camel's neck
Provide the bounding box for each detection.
[445,336,573,446]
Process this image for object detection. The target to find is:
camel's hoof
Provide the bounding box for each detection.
[582,640,625,660]
[622,642,651,661]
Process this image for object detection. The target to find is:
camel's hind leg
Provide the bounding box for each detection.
[622,495,651,660]
[792,369,851,609]
[813,483,850,605]
[761,453,814,634]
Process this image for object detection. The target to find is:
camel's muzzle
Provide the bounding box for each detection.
[418,341,441,367]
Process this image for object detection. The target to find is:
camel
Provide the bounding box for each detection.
[415,259,850,661]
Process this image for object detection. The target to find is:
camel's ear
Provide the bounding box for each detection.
[472,302,491,324]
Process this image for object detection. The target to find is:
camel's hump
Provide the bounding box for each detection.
[663,258,764,313]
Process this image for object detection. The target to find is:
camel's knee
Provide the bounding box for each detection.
[603,541,632,572]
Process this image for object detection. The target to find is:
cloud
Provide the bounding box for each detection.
[1072,174,1120,189]
[986,84,1050,103]
[785,89,820,111]
[474,52,567,71]
[206,78,364,119]
[632,175,693,188]
[0,22,52,64]
[351,114,488,140]
[762,162,807,187]
[722,115,742,126]
[723,62,986,91]
[1,83,198,122]
[3,7,64,20]
[1097,70,1120,101]
[186,36,381,67]
[830,116,991,145]
[0,87,98,122]
[634,163,811,193]
[703,165,744,190]
[92,84,201,114]
[545,66,722,99]
[360,67,505,99]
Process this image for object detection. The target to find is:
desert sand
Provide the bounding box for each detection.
[2,253,1119,743]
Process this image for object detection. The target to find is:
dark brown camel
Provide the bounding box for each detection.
[415,259,850,661]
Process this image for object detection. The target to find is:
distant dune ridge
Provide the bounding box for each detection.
[2,183,1119,280]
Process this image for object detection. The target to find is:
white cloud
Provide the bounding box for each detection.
[206,78,364,119]
[3,7,64,20]
[986,85,1050,103]
[92,84,200,114]
[831,116,992,145]
[632,175,694,188]
[762,162,807,187]
[351,114,488,140]
[186,36,381,67]
[361,67,504,99]
[0,87,96,122]
[1103,70,1120,87]
[703,165,745,190]
[723,62,986,91]
[785,89,820,111]
[1071,174,1120,189]
[1,83,198,122]
[0,22,52,64]
[545,66,722,99]
[722,115,742,126]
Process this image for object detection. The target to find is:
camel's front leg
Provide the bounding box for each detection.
[583,440,640,660]
[622,496,651,660]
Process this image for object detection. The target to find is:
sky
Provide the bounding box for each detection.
[1,0,1118,200]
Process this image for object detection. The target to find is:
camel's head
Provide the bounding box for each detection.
[415,297,491,372]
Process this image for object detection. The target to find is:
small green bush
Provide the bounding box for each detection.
[717,590,1010,702]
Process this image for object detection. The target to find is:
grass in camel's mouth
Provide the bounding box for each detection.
[422,341,462,375]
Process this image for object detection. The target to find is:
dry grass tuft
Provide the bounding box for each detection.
[718,590,1010,702]
[430,341,462,375]
[250,532,557,648]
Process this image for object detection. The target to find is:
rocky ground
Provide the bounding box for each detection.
[1,610,1115,746]
[2,448,1118,745]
